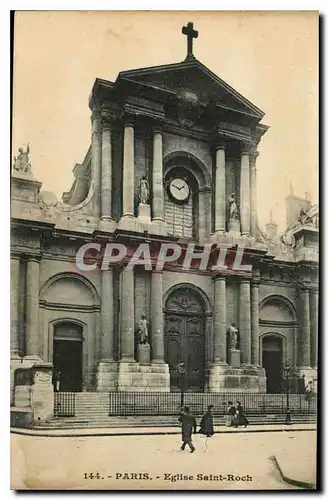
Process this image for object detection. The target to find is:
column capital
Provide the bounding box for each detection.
[25,253,41,263]
[213,274,226,282]
[11,252,21,261]
[123,112,136,127]
[240,277,251,284]
[101,118,114,132]
[152,119,165,135]
[252,268,260,286]
[152,269,163,275]
[91,108,101,123]
[240,141,252,156]
[215,141,226,152]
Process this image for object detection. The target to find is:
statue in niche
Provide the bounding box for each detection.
[138,175,150,205]
[13,143,32,174]
[228,193,239,220]
[137,314,149,345]
[227,322,239,350]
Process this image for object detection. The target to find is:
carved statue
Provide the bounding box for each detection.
[137,314,149,345]
[13,143,32,174]
[228,193,239,220]
[138,176,149,205]
[297,207,312,226]
[227,322,239,350]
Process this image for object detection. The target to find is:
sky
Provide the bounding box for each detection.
[12,11,318,231]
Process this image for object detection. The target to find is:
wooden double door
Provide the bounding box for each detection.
[165,288,205,392]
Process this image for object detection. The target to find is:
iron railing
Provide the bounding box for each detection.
[54,392,76,417]
[108,392,317,417]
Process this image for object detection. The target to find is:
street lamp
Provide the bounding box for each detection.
[283,364,291,425]
[177,361,186,407]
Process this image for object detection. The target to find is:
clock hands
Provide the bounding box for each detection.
[172,183,185,191]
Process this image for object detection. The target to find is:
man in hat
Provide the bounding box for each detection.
[178,406,197,453]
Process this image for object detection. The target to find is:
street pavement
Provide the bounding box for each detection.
[11,429,316,490]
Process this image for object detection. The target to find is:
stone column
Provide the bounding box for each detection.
[101,120,112,220]
[91,109,102,217]
[151,271,164,363]
[213,276,227,363]
[310,289,318,368]
[240,144,251,236]
[120,267,135,361]
[214,145,226,233]
[100,269,114,360]
[239,279,251,364]
[298,288,311,367]
[251,279,260,365]
[249,149,259,238]
[11,255,20,357]
[152,129,164,221]
[25,256,41,359]
[122,118,135,218]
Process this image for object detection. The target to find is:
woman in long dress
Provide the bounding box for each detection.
[234,401,249,428]
[199,405,214,437]
[226,401,236,427]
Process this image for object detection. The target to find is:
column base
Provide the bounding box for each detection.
[96,361,118,391]
[10,356,44,406]
[150,218,168,236]
[209,363,266,392]
[99,217,116,232]
[23,355,43,362]
[118,214,142,232]
[117,361,170,392]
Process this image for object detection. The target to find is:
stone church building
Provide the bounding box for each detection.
[11,24,318,400]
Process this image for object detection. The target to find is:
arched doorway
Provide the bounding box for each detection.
[262,335,283,393]
[53,322,83,392]
[165,286,205,392]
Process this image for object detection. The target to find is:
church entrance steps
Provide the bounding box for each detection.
[35,413,316,430]
[52,392,317,427]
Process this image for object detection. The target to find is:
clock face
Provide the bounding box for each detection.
[168,178,190,203]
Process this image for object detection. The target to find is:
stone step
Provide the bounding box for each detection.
[38,414,316,430]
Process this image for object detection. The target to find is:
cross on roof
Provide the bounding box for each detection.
[182,22,198,60]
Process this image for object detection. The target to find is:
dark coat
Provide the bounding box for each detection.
[179,413,197,442]
[199,412,214,436]
[228,405,236,416]
[234,404,249,426]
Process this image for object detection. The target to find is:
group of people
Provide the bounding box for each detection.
[178,401,249,453]
[226,401,249,428]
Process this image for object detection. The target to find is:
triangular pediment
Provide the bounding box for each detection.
[117,58,264,119]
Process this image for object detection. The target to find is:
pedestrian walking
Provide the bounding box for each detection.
[234,401,249,428]
[53,370,61,392]
[199,405,214,437]
[178,406,197,453]
[226,401,236,427]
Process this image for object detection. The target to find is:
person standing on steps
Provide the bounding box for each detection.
[178,406,197,453]
[199,405,214,437]
[234,401,249,428]
[226,401,236,427]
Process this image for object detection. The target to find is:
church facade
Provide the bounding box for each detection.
[11,25,318,397]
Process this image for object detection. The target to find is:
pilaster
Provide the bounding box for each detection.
[25,255,41,360]
[240,142,251,236]
[239,278,251,364]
